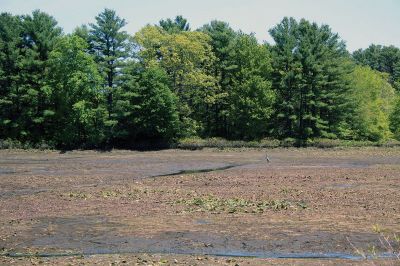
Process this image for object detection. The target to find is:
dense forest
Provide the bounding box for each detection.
[1,9,400,149]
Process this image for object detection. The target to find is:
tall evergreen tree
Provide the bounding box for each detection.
[159,15,190,33]
[270,17,350,143]
[21,10,62,142]
[0,13,23,140]
[89,9,131,115]
[0,11,62,142]
[269,17,301,139]
[200,20,237,137]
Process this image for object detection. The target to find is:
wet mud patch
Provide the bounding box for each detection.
[0,188,49,199]
[2,215,397,260]
[0,168,16,175]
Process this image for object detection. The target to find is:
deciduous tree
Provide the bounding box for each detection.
[45,35,107,148]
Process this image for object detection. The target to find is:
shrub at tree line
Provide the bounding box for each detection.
[1,9,400,149]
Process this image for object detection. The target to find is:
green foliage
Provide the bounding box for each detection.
[159,15,190,33]
[115,65,179,143]
[353,44,400,91]
[200,23,276,139]
[46,35,107,148]
[176,137,283,150]
[0,138,54,150]
[1,10,399,149]
[225,33,275,139]
[89,8,132,114]
[135,25,218,137]
[269,17,351,143]
[0,13,23,139]
[390,95,400,140]
[0,10,62,142]
[199,21,237,137]
[345,65,395,141]
[134,67,179,140]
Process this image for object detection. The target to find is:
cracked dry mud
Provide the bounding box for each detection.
[0,147,399,265]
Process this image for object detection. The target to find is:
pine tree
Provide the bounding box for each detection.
[159,15,190,33]
[0,13,23,140]
[89,9,131,115]
[200,20,237,137]
[270,17,350,143]
[0,11,61,142]
[269,17,301,139]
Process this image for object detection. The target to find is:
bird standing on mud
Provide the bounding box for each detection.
[266,153,270,163]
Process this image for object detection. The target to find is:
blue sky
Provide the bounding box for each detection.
[1,0,399,51]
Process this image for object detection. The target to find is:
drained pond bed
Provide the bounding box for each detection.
[1,148,400,265]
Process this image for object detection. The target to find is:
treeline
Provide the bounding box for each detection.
[1,10,400,149]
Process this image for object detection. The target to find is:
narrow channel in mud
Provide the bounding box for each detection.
[151,164,241,177]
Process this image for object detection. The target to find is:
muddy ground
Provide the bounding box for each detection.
[0,147,399,265]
